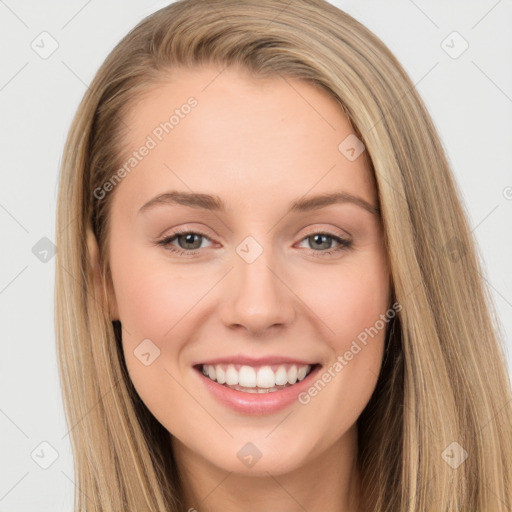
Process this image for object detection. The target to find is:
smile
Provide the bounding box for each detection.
[193,358,322,415]
[199,363,314,393]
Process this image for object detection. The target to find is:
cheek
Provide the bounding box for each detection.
[109,237,201,341]
[113,267,181,338]
[108,244,202,425]
[292,251,389,418]
[299,252,390,352]
[109,230,390,428]
[108,237,189,379]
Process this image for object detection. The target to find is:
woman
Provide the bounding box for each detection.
[55,0,512,510]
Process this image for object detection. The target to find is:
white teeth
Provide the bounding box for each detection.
[297,365,307,381]
[225,365,239,386]
[239,366,257,387]
[275,366,288,386]
[256,366,275,388]
[287,365,298,385]
[216,366,226,384]
[200,363,313,389]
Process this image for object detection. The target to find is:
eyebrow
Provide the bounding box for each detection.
[138,190,380,216]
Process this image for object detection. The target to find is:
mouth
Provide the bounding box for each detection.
[193,362,319,394]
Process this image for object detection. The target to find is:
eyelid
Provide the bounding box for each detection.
[155,223,217,241]
[155,227,215,250]
[299,224,352,241]
[294,230,352,257]
[155,224,351,245]
[155,225,353,258]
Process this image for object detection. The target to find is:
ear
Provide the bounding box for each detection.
[86,226,119,321]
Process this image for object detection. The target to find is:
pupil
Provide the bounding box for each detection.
[181,233,201,249]
[312,234,330,250]
[176,234,333,251]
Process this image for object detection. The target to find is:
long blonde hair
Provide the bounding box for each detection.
[55,0,512,510]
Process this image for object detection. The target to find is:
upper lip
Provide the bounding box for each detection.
[194,355,319,367]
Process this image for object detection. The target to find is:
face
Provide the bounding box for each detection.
[105,64,390,477]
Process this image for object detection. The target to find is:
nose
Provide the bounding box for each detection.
[219,249,295,335]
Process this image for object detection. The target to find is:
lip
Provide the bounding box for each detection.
[194,363,322,415]
[193,355,317,367]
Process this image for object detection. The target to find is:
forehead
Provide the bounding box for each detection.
[113,65,376,214]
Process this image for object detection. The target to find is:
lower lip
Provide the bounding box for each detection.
[195,365,321,415]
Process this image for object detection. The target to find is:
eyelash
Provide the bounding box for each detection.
[155,227,353,258]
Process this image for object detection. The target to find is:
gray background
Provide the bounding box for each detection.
[1,0,511,510]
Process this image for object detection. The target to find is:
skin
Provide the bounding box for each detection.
[104,64,390,512]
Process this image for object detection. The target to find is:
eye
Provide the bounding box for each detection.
[156,229,213,254]
[296,231,352,257]
[155,228,352,258]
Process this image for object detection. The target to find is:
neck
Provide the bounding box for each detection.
[172,425,361,512]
